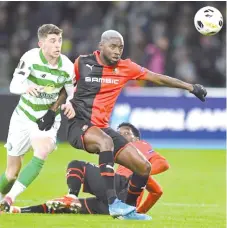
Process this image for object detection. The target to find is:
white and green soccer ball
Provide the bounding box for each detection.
[194,6,223,36]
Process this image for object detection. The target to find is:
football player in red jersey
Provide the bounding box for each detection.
[62,30,206,219]
[9,123,169,217]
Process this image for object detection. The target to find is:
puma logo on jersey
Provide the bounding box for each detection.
[86,64,94,71]
[40,118,44,122]
[85,77,120,84]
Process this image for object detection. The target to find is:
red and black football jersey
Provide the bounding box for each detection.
[71,50,148,127]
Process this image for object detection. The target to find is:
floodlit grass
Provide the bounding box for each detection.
[0,143,225,228]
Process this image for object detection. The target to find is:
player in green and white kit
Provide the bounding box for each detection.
[0,24,75,212]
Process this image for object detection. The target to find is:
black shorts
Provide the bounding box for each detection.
[67,116,129,158]
[83,162,129,202]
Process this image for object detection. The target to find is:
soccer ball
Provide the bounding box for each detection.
[194,6,223,36]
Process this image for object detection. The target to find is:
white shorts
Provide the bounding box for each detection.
[5,108,61,156]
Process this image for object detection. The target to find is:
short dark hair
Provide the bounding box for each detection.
[38,24,62,40]
[117,122,141,139]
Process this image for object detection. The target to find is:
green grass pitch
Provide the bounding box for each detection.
[0,143,225,228]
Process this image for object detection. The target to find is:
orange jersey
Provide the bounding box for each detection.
[116,140,154,178]
[71,51,148,128]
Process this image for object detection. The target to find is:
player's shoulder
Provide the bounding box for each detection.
[140,140,152,146]
[21,48,40,61]
[78,54,93,59]
[120,58,147,77]
[60,53,73,67]
[119,58,133,66]
[133,140,152,149]
[118,58,140,69]
[76,53,95,63]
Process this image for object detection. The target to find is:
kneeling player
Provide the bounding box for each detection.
[10,123,169,218]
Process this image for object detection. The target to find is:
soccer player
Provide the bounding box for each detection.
[0,24,75,212]
[9,122,169,220]
[62,30,207,218]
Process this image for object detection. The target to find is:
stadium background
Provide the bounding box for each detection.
[0,1,225,148]
[0,1,225,228]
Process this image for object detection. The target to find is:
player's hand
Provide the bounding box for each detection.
[190,84,207,102]
[36,110,56,131]
[61,102,75,119]
[26,85,42,97]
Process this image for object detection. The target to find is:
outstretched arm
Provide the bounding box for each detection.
[143,71,207,102]
[144,71,193,90]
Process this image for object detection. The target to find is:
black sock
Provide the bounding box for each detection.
[126,173,149,206]
[21,204,50,213]
[20,204,74,214]
[99,151,117,204]
[66,160,85,196]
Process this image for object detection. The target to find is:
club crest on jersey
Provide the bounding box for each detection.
[57,75,66,84]
[113,68,119,74]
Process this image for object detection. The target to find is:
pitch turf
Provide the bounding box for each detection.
[0,143,225,228]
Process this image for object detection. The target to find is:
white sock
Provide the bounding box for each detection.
[6,181,26,202]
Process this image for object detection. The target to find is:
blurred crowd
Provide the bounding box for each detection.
[0,1,225,89]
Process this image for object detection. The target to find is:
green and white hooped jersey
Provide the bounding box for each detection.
[13,48,74,122]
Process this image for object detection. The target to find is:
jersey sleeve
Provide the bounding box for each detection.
[13,51,33,82]
[136,191,155,214]
[9,51,33,94]
[129,60,148,80]
[136,176,162,213]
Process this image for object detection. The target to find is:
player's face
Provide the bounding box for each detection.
[39,34,62,59]
[118,126,138,142]
[100,38,124,65]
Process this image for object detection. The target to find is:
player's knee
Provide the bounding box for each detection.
[99,135,114,151]
[33,142,55,160]
[140,161,151,176]
[34,149,49,160]
[5,169,20,181]
[67,160,85,170]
